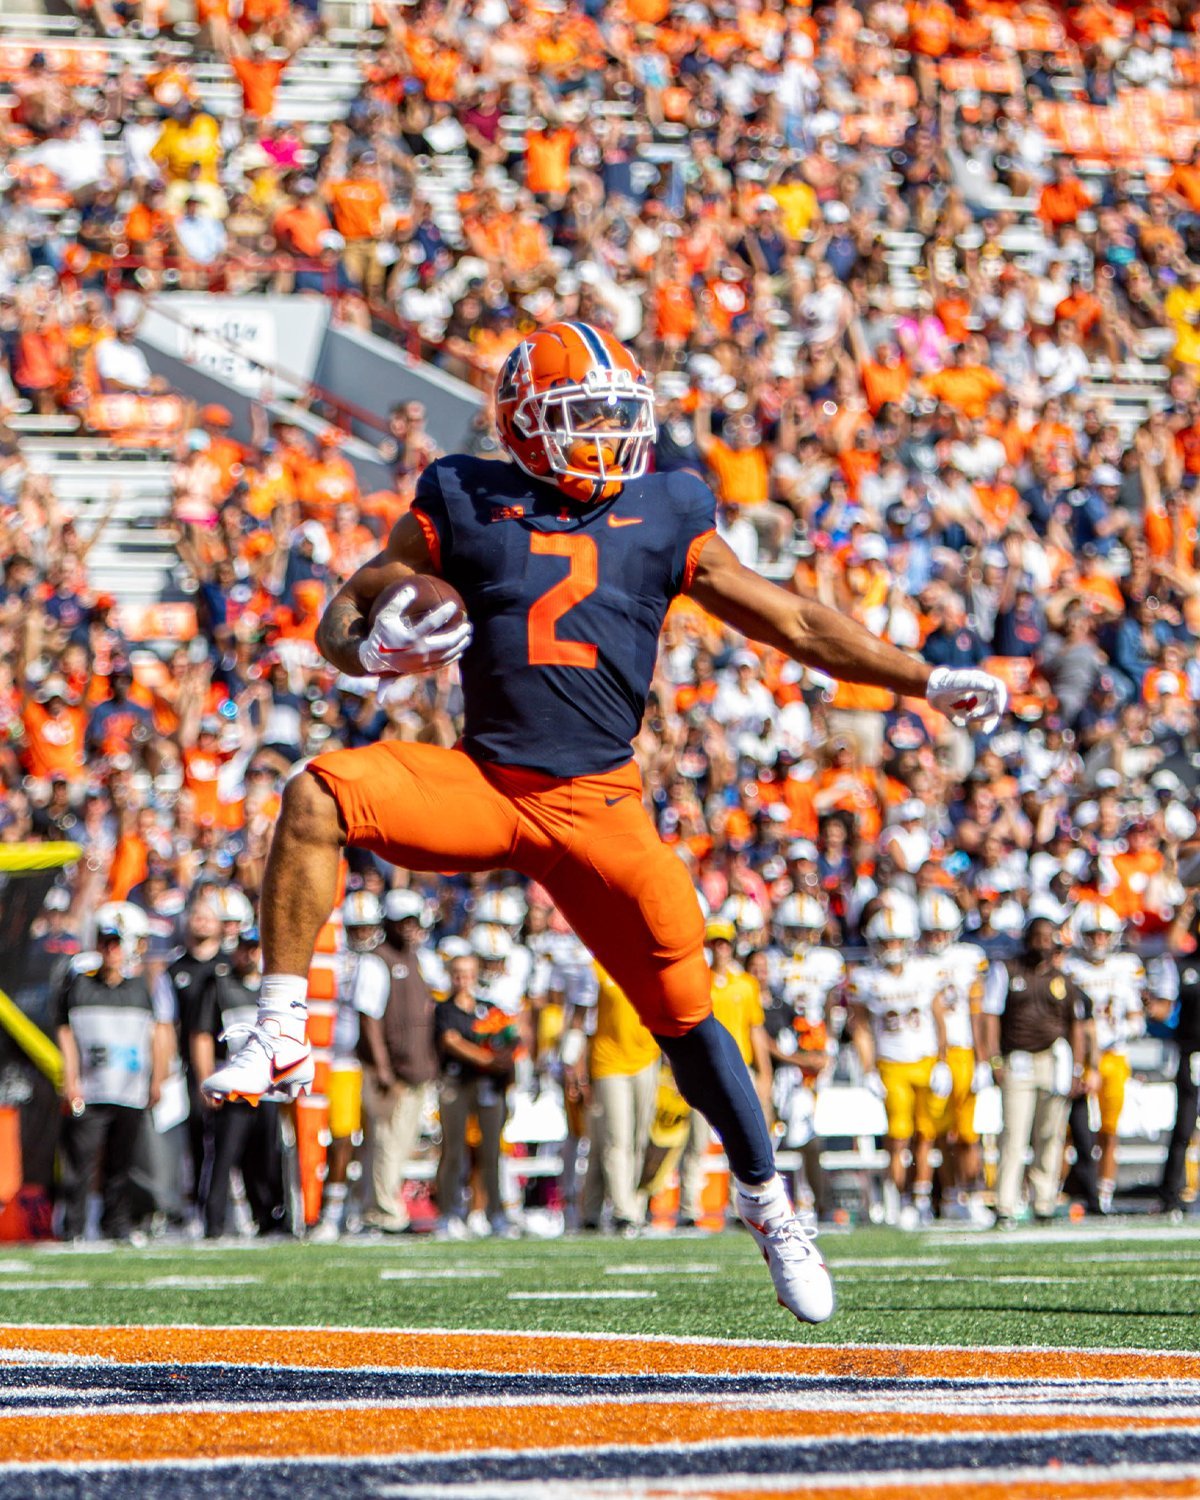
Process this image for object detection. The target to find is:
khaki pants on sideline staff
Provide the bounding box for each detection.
[582,1059,659,1227]
[363,1074,430,1230]
[996,1047,1069,1220]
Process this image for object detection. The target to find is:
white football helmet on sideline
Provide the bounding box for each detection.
[865,903,918,968]
[774,893,827,948]
[919,891,963,954]
[475,890,525,933]
[1073,901,1122,960]
[94,901,150,961]
[471,925,515,962]
[342,891,384,952]
[383,888,429,927]
[722,894,766,936]
[211,887,254,934]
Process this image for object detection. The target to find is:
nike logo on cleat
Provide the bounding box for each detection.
[607,516,643,528]
[604,793,634,807]
[270,1058,308,1082]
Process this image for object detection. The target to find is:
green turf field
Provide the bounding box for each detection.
[2,1223,1199,1350]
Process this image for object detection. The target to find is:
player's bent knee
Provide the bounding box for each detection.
[633,949,712,1037]
[281,769,345,847]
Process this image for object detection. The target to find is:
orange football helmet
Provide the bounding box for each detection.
[494,322,656,501]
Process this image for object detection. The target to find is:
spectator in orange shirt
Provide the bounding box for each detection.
[1167,145,1200,214]
[654,253,697,349]
[198,405,248,499]
[21,677,87,782]
[124,184,173,259]
[1055,276,1103,338]
[224,29,304,121]
[525,99,575,201]
[1037,160,1093,232]
[273,178,331,260]
[856,337,911,416]
[325,153,389,298]
[275,579,325,643]
[13,309,68,415]
[921,343,1005,420]
[328,501,376,582]
[296,429,360,520]
[694,395,791,557]
[183,716,228,825]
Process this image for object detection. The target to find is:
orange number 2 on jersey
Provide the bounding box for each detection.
[527,533,598,669]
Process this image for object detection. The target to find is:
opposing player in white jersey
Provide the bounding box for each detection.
[919,891,992,1226]
[474,889,535,1005]
[773,894,845,1076]
[768,894,843,1220]
[849,903,950,1226]
[1064,902,1146,1213]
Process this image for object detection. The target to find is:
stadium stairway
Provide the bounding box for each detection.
[14,415,182,607]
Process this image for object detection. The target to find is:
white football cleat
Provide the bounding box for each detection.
[201,1020,314,1105]
[738,1203,835,1324]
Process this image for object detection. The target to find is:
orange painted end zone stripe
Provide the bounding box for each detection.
[2,1404,1200,1466]
[3,1326,1200,1383]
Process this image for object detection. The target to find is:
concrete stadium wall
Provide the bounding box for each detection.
[315,323,483,454]
[139,294,330,403]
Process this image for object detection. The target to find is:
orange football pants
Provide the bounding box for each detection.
[307,741,710,1036]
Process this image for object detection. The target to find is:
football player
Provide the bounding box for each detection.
[773,894,844,1084]
[919,891,993,1227]
[202,321,1005,1324]
[1064,902,1146,1213]
[850,904,951,1227]
[767,894,843,1221]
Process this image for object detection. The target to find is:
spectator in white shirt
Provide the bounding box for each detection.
[712,651,778,756]
[95,322,152,394]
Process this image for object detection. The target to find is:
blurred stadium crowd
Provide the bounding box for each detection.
[3,0,1200,1239]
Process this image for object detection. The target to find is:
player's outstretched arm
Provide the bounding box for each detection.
[314,512,432,676]
[686,534,1007,728]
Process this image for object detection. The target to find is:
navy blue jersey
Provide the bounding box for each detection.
[412,455,716,777]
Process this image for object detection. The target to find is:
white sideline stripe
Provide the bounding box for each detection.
[0,1263,34,1274]
[137,1277,262,1289]
[603,1265,714,1277]
[926,1225,1200,1247]
[835,1272,1200,1284]
[507,1291,658,1302]
[0,1350,115,1366]
[0,1282,91,1292]
[5,1392,1200,1422]
[1077,1251,1200,1264]
[3,1323,1200,1363]
[372,1462,1200,1498]
[380,1271,501,1281]
[826,1258,950,1269]
[0,1386,125,1402]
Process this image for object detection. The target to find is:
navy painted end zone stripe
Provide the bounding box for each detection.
[3,1362,1200,1412]
[5,1429,1200,1499]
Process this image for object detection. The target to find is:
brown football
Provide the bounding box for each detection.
[368,575,468,632]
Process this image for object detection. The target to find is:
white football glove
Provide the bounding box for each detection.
[926,666,1008,733]
[972,1060,994,1095]
[358,584,472,683]
[929,1061,954,1100]
[864,1071,888,1101]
